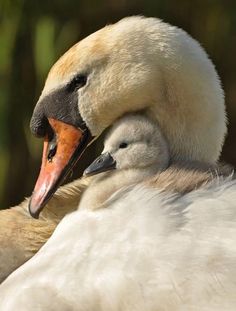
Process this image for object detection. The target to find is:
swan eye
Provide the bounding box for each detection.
[119,142,128,149]
[68,74,87,92]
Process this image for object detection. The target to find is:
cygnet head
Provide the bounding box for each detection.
[84,114,169,177]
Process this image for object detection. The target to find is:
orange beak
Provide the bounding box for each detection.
[29,118,91,218]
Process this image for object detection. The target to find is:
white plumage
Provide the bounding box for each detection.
[1,179,236,310]
[0,16,235,310]
[0,114,235,310]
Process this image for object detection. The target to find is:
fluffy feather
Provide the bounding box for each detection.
[0,114,234,310]
[1,177,236,310]
[0,178,89,283]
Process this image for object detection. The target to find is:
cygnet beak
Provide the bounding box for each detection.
[29,118,91,219]
[83,152,116,177]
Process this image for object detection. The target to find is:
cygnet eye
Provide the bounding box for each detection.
[67,74,87,92]
[119,142,128,149]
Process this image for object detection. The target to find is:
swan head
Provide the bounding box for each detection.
[29,16,226,218]
[84,114,169,176]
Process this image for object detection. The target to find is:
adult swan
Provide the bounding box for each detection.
[0,16,230,287]
[28,15,226,218]
[0,15,227,281]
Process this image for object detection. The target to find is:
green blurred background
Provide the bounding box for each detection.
[0,0,236,209]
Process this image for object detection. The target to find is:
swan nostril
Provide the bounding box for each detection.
[47,135,57,162]
[30,111,58,162]
[47,143,57,162]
